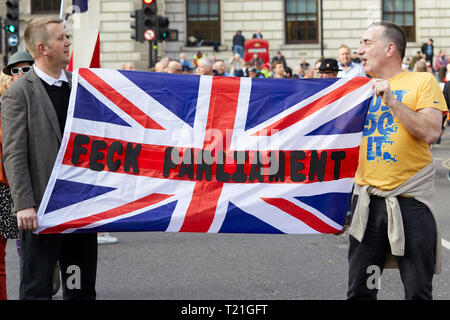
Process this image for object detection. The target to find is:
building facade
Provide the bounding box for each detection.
[1,0,450,72]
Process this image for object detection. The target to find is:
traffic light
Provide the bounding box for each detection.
[5,0,20,54]
[130,9,144,42]
[6,0,19,23]
[142,0,157,38]
[157,16,169,42]
[131,0,158,42]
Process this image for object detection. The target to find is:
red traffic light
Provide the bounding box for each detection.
[143,0,154,4]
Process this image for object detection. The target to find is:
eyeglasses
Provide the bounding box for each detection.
[11,66,31,75]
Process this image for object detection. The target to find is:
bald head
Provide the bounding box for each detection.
[167,60,182,73]
[155,61,166,72]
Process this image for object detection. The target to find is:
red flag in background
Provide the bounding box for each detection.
[67,0,100,71]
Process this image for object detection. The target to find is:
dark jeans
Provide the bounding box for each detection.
[347,195,436,300]
[19,231,97,300]
[425,55,433,70]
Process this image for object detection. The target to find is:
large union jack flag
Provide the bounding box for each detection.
[36,69,373,234]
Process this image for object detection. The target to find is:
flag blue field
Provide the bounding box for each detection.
[36,69,373,234]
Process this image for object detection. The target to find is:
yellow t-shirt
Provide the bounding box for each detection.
[355,71,448,190]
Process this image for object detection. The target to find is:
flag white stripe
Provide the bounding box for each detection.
[208,178,353,233]
[37,165,194,233]
[90,69,195,132]
[75,71,216,148]
[61,197,173,234]
[274,80,374,138]
[164,183,196,232]
[244,77,358,135]
[192,76,214,147]
[231,81,373,150]
[37,69,369,235]
[288,196,343,229]
[77,75,144,129]
[69,117,197,147]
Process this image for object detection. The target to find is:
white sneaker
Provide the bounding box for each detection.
[97,232,118,245]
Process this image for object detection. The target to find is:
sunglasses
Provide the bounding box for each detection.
[11,66,31,75]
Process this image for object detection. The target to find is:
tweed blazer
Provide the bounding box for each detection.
[0,67,71,213]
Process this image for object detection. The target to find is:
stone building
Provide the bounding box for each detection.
[1,0,450,72]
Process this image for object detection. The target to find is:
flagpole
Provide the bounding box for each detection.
[320,0,324,59]
[59,0,66,20]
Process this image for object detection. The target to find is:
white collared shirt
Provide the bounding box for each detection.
[33,65,68,87]
[337,62,366,78]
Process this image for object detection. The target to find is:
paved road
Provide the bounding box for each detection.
[5,130,450,300]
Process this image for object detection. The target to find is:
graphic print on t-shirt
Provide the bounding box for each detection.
[362,90,406,165]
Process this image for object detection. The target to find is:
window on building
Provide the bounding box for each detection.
[31,0,61,14]
[186,0,220,46]
[382,0,415,42]
[285,0,319,44]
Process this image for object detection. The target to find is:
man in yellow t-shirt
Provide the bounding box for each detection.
[347,22,448,300]
[355,70,446,190]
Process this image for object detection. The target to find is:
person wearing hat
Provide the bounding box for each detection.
[317,58,341,78]
[2,51,62,297]
[0,51,34,299]
[2,51,34,82]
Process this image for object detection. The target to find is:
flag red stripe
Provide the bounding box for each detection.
[252,77,370,136]
[179,77,242,232]
[40,193,173,234]
[62,132,360,183]
[179,181,224,232]
[78,68,165,130]
[261,197,340,233]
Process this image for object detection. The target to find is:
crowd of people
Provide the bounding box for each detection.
[145,47,361,80]
[146,35,450,91]
[146,38,449,141]
[0,18,448,301]
[397,38,450,88]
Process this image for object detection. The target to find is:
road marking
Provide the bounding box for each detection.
[442,238,450,250]
[442,158,450,170]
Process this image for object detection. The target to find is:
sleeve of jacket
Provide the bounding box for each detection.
[1,84,36,212]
